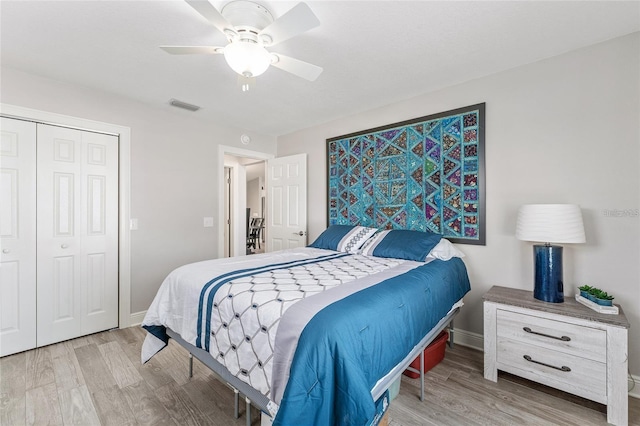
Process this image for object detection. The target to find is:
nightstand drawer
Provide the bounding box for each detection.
[497,309,606,363]
[497,338,607,404]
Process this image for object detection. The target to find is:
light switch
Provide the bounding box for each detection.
[130,218,138,230]
[203,217,214,227]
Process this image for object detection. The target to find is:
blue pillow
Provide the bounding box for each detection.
[360,229,442,261]
[309,225,377,253]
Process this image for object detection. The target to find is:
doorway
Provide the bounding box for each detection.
[219,145,273,258]
[245,162,266,254]
[222,156,265,257]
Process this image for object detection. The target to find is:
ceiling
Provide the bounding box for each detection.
[1,1,639,137]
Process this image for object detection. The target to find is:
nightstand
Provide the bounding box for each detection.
[483,286,630,426]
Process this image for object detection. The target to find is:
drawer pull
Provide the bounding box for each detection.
[523,355,571,372]
[523,327,570,341]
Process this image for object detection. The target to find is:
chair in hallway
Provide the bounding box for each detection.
[247,218,264,253]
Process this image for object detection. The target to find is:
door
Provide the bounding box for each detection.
[0,118,37,356]
[36,124,118,346]
[266,154,307,251]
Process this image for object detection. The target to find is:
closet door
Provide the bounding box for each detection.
[0,118,37,357]
[36,124,118,346]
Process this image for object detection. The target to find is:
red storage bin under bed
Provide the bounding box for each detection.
[403,330,448,378]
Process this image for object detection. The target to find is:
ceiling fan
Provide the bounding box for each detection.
[161,1,323,89]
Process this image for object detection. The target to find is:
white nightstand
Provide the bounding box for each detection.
[483,286,630,426]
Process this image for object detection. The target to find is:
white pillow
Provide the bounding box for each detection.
[338,226,378,253]
[425,238,466,261]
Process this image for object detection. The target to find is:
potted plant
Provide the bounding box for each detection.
[578,285,592,298]
[594,290,614,307]
[587,287,600,302]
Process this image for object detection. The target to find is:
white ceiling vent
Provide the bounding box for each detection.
[169,98,200,112]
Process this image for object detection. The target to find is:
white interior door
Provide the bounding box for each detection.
[267,154,307,251]
[0,118,37,356]
[36,124,118,346]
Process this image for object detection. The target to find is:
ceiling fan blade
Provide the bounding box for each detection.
[160,46,224,55]
[259,3,320,46]
[270,53,322,81]
[185,0,235,36]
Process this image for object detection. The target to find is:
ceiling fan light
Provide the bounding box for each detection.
[238,74,256,92]
[224,41,271,77]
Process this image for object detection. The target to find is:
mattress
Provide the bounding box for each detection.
[142,247,471,425]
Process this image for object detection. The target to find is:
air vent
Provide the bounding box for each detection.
[169,99,200,112]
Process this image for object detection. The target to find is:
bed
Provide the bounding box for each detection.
[142,226,471,425]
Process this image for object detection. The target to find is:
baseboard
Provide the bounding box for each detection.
[450,327,483,351]
[129,310,147,327]
[630,374,640,399]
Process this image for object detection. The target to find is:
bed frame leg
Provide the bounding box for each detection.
[448,320,455,349]
[188,353,193,378]
[234,389,240,419]
[419,350,425,402]
[246,397,251,426]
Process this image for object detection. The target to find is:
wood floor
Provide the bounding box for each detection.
[1,326,638,425]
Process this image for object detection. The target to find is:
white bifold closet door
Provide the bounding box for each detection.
[36,123,118,347]
[0,118,37,356]
[0,118,118,356]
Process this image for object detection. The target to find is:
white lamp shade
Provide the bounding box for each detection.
[516,204,586,244]
[224,41,271,78]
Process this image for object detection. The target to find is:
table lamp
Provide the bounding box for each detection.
[515,204,586,303]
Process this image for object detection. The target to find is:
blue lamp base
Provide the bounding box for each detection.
[533,245,564,303]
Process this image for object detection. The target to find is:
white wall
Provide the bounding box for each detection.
[247,178,261,220]
[0,67,277,314]
[277,33,640,375]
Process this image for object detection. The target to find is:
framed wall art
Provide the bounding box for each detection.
[326,103,485,245]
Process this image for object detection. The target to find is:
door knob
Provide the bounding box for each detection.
[61,244,69,249]
[293,231,306,236]
[2,249,9,254]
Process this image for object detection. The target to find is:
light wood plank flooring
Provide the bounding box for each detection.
[1,327,638,425]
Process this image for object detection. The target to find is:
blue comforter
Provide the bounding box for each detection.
[141,248,470,426]
[273,257,470,425]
